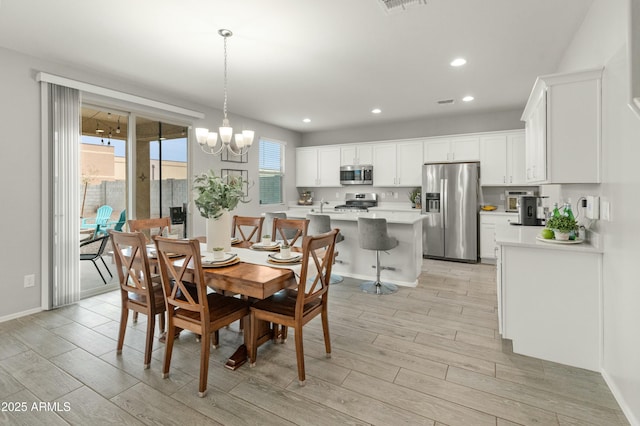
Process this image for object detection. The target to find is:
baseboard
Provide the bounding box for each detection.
[81,282,119,299]
[601,368,639,426]
[0,307,43,323]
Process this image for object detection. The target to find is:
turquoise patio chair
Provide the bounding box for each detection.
[81,205,113,233]
[103,209,126,235]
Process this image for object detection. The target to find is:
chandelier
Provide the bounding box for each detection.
[195,29,254,156]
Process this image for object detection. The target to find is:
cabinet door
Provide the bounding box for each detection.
[423,138,451,162]
[507,132,526,185]
[357,145,373,165]
[479,135,507,185]
[525,90,547,183]
[295,148,318,187]
[479,222,496,260]
[317,147,341,187]
[372,143,397,186]
[340,146,357,166]
[451,136,480,161]
[396,141,423,186]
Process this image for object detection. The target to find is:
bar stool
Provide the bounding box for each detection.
[357,217,398,295]
[307,214,344,284]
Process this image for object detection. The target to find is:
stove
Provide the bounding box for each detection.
[334,192,378,212]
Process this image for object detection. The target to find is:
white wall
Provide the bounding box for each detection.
[0,46,302,320]
[301,108,524,146]
[556,0,640,423]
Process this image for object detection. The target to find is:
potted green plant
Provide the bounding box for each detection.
[408,187,421,208]
[546,215,578,240]
[193,170,248,251]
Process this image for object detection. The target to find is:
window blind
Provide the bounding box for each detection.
[259,139,283,204]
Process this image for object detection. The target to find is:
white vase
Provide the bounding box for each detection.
[206,210,231,252]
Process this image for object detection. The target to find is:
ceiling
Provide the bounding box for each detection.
[0,0,592,133]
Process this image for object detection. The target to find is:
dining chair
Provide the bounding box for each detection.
[249,228,339,385]
[231,215,264,244]
[154,236,250,397]
[128,217,171,242]
[80,232,113,285]
[272,217,309,247]
[81,204,113,233]
[109,230,166,369]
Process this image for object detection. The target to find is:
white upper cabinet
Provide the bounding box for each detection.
[521,68,602,184]
[341,144,373,166]
[424,136,480,163]
[372,140,423,187]
[479,131,526,186]
[295,146,341,187]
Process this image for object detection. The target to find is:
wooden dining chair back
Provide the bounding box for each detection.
[232,215,264,244]
[272,217,310,247]
[153,236,250,397]
[249,228,339,385]
[128,217,171,242]
[109,230,166,369]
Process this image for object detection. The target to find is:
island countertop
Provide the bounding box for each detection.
[287,209,423,224]
[495,224,602,253]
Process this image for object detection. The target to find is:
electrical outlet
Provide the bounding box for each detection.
[24,274,35,288]
[335,192,340,199]
[380,192,386,199]
[586,196,600,219]
[394,192,398,199]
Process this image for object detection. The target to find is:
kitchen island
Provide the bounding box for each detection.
[287,209,423,287]
[495,224,602,371]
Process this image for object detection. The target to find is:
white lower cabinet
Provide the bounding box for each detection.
[499,244,601,371]
[479,212,517,262]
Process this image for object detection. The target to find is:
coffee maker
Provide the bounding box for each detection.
[517,195,544,226]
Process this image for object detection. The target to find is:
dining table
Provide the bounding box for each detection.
[195,240,301,370]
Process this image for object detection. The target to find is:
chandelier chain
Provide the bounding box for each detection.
[223,34,228,120]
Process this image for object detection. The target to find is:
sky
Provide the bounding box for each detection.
[81,136,187,162]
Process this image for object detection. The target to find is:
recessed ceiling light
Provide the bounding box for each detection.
[371,108,382,114]
[302,118,311,123]
[462,95,474,102]
[450,58,467,67]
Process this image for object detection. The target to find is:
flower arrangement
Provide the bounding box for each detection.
[193,170,247,219]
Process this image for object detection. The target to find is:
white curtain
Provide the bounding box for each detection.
[49,84,81,307]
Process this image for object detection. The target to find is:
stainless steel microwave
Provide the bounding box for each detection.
[340,165,373,185]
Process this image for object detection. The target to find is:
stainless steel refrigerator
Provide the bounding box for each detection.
[421,162,479,262]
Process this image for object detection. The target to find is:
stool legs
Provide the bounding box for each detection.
[360,250,398,295]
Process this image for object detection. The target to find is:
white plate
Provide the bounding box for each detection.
[251,241,281,249]
[202,252,237,265]
[268,252,302,262]
[536,236,584,244]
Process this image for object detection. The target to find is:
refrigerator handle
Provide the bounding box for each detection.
[440,178,446,229]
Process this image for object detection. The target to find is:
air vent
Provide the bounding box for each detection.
[437,99,455,105]
[379,0,427,13]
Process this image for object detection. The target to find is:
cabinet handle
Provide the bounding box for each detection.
[503,176,506,183]
[451,152,455,161]
[510,176,513,183]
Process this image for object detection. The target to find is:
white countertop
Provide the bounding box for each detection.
[479,208,518,215]
[495,224,602,253]
[286,209,423,225]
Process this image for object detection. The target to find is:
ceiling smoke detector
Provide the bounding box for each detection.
[379,0,427,13]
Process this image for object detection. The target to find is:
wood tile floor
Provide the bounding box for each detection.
[0,259,629,425]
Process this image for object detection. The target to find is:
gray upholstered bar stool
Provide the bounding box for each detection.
[307,214,344,284]
[357,217,398,295]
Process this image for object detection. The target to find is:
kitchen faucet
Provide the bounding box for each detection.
[320,199,329,213]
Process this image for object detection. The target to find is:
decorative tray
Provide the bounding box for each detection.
[535,236,584,244]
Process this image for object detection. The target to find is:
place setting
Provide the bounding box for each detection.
[266,244,302,265]
[201,249,240,268]
[249,235,281,251]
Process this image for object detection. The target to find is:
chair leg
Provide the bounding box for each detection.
[91,259,107,284]
[117,304,129,355]
[144,313,155,369]
[158,312,165,334]
[198,330,211,398]
[321,308,331,359]
[294,326,305,386]
[360,250,398,295]
[212,330,219,349]
[98,255,113,278]
[162,320,176,379]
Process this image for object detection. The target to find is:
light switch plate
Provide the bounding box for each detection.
[586,196,600,219]
[601,200,610,221]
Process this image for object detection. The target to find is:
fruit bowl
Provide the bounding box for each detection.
[480,205,497,211]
